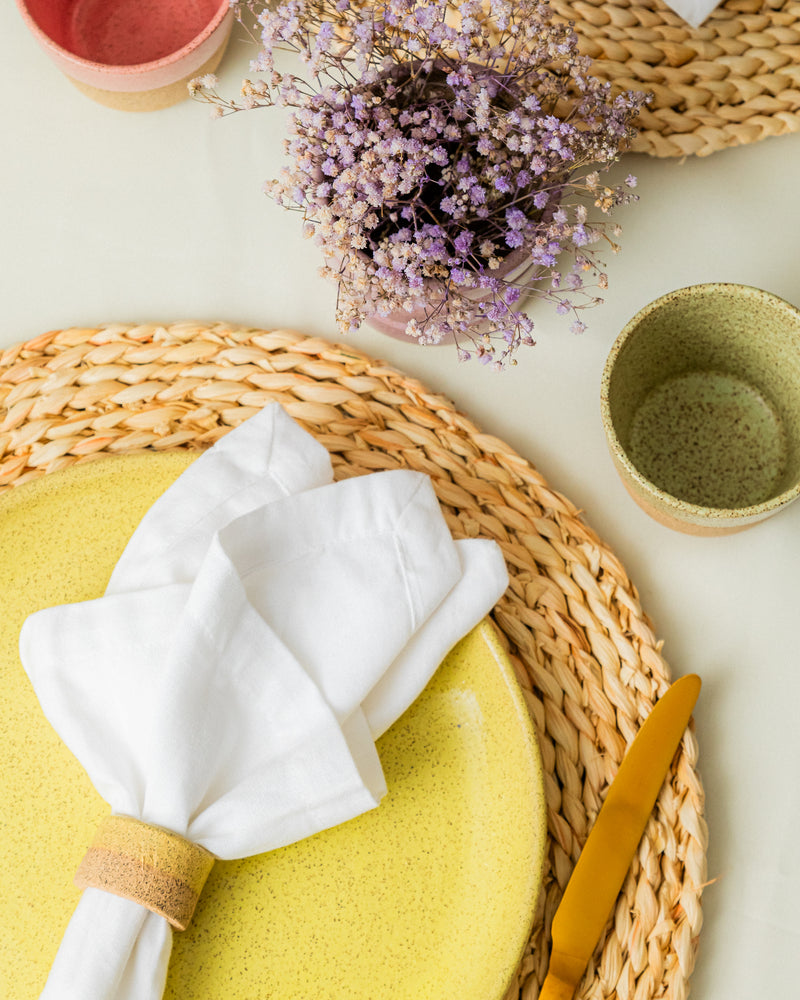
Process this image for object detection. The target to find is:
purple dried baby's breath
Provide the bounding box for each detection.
[194,0,647,369]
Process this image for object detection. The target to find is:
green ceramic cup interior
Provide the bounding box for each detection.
[600,283,800,535]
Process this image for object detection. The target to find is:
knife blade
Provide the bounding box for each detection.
[538,672,701,1000]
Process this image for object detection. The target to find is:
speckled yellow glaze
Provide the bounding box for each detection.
[0,453,547,1000]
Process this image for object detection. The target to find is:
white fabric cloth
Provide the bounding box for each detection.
[19,403,508,1000]
[663,0,719,28]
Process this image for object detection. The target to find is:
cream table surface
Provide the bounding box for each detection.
[2,7,800,999]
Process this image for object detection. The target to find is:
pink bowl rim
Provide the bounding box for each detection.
[15,0,232,76]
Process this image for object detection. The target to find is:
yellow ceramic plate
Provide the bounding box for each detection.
[0,453,547,1000]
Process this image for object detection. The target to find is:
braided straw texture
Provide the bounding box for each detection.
[0,323,707,1000]
[555,0,800,157]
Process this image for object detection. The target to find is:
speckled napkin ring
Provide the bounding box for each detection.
[74,815,216,931]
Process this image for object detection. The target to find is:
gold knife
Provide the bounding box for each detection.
[538,673,701,1000]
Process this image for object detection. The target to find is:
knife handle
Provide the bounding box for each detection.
[537,972,575,1000]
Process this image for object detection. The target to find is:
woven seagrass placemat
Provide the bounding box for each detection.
[0,322,707,1000]
[555,0,800,158]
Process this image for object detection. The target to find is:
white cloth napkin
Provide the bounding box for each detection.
[19,403,508,1000]
[663,0,719,27]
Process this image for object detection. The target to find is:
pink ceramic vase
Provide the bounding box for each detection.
[361,243,539,343]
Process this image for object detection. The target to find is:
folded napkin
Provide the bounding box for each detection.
[19,403,508,1000]
[662,0,719,27]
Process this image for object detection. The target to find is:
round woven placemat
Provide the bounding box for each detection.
[0,322,706,1000]
[556,0,800,157]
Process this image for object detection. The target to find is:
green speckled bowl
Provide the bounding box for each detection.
[0,453,547,1000]
[601,283,800,535]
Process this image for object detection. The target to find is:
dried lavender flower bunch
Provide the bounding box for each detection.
[193,0,646,367]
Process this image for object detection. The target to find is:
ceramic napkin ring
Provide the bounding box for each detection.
[74,815,216,931]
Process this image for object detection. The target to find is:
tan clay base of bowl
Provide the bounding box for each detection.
[622,481,754,536]
[66,44,228,111]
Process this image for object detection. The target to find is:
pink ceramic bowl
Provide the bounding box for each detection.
[15,0,234,110]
